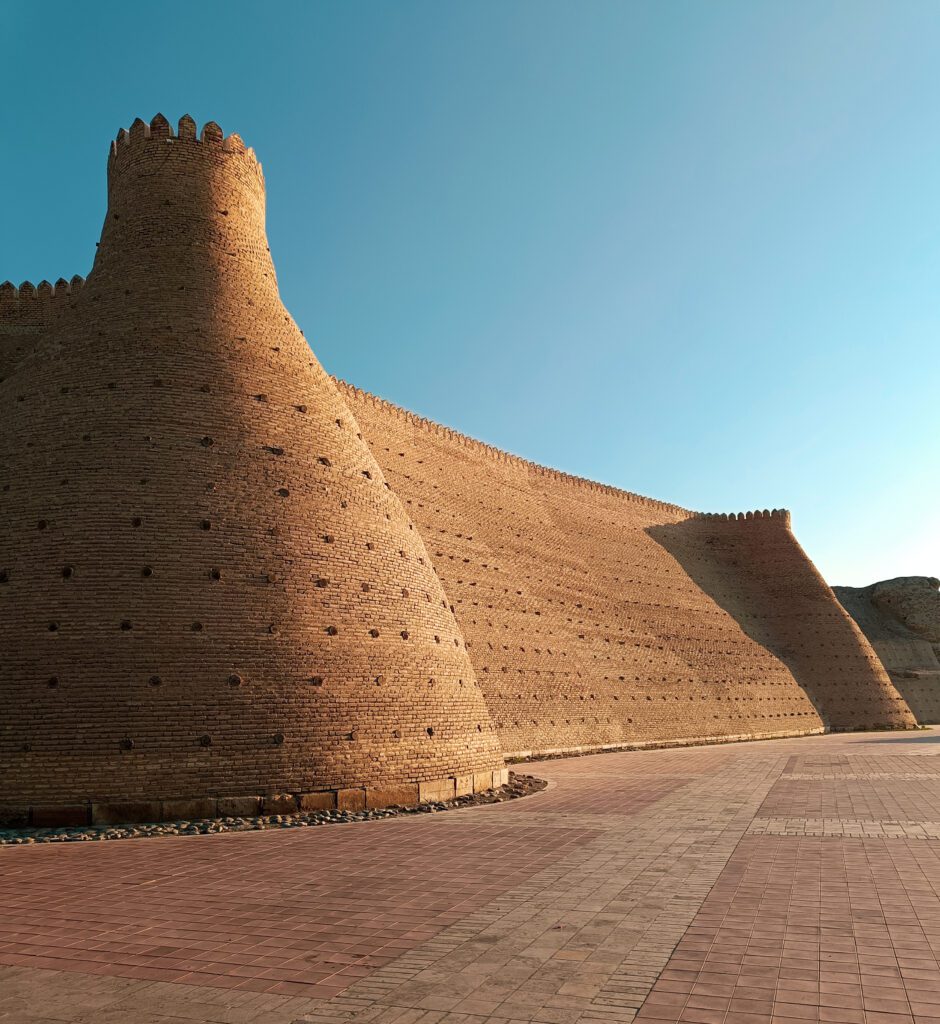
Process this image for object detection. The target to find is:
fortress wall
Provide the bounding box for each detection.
[0,278,85,382]
[879,671,940,724]
[834,580,940,724]
[0,117,504,825]
[341,383,915,753]
[651,516,914,731]
[866,637,940,723]
[0,115,916,826]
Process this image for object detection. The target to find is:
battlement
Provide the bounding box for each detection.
[336,380,794,528]
[698,508,792,526]
[335,379,696,518]
[0,276,85,333]
[108,114,263,187]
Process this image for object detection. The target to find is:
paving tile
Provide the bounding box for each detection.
[1,730,939,1024]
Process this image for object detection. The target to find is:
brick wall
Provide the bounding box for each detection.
[0,278,84,383]
[341,386,915,754]
[0,116,504,823]
[835,581,940,725]
[0,114,914,825]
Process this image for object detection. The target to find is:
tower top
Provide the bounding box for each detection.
[90,113,274,320]
[108,113,263,182]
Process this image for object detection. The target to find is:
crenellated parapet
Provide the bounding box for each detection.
[108,113,264,190]
[336,381,796,528]
[335,379,696,518]
[0,276,85,335]
[696,508,792,527]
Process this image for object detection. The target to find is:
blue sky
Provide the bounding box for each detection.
[2,1,937,586]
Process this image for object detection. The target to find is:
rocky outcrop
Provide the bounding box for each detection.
[834,577,940,723]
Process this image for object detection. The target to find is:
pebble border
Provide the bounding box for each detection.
[0,773,546,846]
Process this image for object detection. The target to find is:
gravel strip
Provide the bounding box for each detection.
[0,773,546,846]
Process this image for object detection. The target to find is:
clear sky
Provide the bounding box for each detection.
[2,1,937,586]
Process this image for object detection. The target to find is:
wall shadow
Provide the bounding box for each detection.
[858,731,940,745]
[646,519,911,731]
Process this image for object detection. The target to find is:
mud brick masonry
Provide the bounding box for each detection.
[836,577,940,726]
[0,115,916,826]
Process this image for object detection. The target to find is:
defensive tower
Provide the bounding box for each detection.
[0,114,915,826]
[0,115,505,826]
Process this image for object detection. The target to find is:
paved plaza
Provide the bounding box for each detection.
[2,729,939,1024]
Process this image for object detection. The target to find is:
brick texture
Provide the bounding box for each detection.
[341,385,914,755]
[835,578,940,725]
[0,114,915,822]
[0,115,504,819]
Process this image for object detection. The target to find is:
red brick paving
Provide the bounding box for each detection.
[2,729,940,1024]
[760,776,940,823]
[639,748,940,1024]
[515,774,692,816]
[0,820,598,999]
[513,747,733,816]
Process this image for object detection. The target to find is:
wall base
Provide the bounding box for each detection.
[1,768,511,828]
[504,727,827,762]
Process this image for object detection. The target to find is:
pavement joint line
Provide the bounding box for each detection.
[291,756,793,1024]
